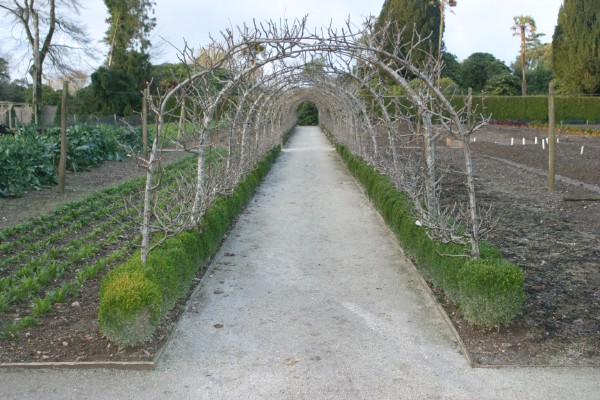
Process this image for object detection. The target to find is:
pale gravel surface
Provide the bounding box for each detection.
[1,127,598,399]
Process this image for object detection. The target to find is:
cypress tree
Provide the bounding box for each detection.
[552,0,600,94]
[374,0,442,66]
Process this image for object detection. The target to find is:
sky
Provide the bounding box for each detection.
[1,0,564,80]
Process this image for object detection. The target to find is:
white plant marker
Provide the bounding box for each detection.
[511,137,514,146]
[581,145,585,155]
[535,137,538,144]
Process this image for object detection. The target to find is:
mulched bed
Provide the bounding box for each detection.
[437,125,599,366]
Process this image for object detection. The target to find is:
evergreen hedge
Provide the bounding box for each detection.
[452,95,600,124]
[334,143,525,328]
[98,145,282,346]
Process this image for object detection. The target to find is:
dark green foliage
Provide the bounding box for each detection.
[485,73,521,96]
[296,101,319,126]
[457,260,525,327]
[0,125,144,197]
[523,69,553,95]
[458,95,600,123]
[88,66,144,116]
[460,53,511,92]
[374,0,441,66]
[333,141,525,328]
[441,52,462,86]
[98,145,282,346]
[553,0,600,94]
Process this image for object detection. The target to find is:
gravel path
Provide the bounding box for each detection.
[1,127,598,399]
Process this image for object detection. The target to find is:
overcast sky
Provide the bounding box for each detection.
[2,0,564,79]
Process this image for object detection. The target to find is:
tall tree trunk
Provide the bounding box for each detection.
[521,26,527,97]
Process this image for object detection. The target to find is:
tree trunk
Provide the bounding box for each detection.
[421,110,439,218]
[461,138,480,258]
[521,26,527,97]
[58,80,68,193]
[141,131,160,264]
[190,149,206,226]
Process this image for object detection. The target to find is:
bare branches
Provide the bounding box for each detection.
[136,15,494,262]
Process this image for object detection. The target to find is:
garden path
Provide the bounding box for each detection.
[0,127,598,399]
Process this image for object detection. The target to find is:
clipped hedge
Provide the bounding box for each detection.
[450,95,600,124]
[334,142,525,328]
[98,145,282,346]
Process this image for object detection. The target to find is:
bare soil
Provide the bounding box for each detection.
[438,125,600,366]
[0,126,599,367]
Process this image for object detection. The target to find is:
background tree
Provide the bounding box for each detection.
[553,0,600,94]
[88,0,156,116]
[0,57,9,84]
[374,0,441,67]
[0,0,90,124]
[296,101,319,126]
[511,15,539,96]
[511,42,553,94]
[460,52,510,92]
[440,52,461,87]
[485,73,521,95]
[104,0,156,68]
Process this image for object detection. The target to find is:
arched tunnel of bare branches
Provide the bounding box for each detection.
[136,17,493,262]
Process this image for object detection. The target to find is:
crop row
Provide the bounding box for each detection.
[0,155,197,338]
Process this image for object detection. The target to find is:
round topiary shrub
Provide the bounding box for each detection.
[98,270,162,346]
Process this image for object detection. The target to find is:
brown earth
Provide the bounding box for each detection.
[0,126,599,367]
[438,125,599,366]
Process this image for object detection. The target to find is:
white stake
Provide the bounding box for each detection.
[535,137,538,144]
[557,138,560,143]
[581,145,585,155]
[511,137,514,146]
[542,140,546,150]
[522,138,526,145]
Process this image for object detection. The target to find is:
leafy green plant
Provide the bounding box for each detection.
[31,295,53,316]
[1,321,20,340]
[19,316,39,329]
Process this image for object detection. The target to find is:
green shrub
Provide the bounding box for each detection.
[457,260,525,327]
[98,270,162,346]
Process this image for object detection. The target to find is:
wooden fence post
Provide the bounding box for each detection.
[58,80,68,193]
[548,82,556,191]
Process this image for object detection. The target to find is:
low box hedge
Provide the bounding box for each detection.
[333,140,525,328]
[98,145,282,346]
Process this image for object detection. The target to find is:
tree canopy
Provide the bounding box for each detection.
[0,0,89,124]
[552,0,600,94]
[105,0,156,68]
[460,52,510,93]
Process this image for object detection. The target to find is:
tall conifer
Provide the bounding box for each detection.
[552,0,600,94]
[374,0,442,66]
